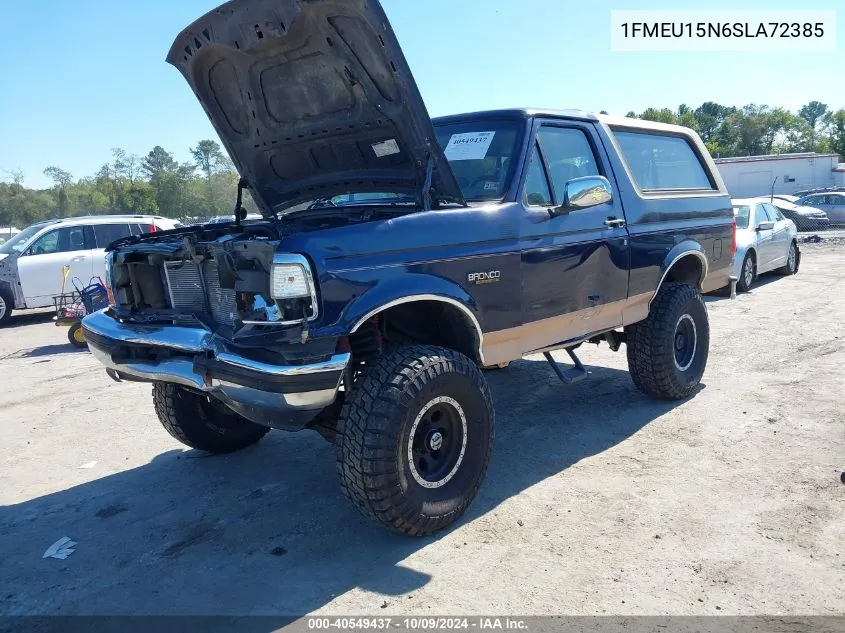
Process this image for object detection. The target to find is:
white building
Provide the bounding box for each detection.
[714,152,845,198]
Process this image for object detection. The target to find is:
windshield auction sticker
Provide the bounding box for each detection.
[444,132,496,161]
[610,10,836,51]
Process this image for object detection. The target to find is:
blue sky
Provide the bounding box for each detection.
[0,0,841,190]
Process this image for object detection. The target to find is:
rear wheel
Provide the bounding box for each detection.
[0,287,13,327]
[736,252,756,292]
[777,241,799,276]
[152,383,270,453]
[336,345,494,536]
[626,283,709,400]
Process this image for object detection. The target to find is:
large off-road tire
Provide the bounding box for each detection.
[626,282,709,400]
[0,286,13,327]
[736,251,756,292]
[777,240,800,276]
[336,345,494,536]
[152,383,270,453]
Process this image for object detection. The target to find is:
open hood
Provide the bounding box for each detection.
[167,0,464,216]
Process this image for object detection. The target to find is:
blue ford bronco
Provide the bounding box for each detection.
[83,0,735,535]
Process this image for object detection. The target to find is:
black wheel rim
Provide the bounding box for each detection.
[408,396,467,489]
[673,314,697,372]
[743,257,754,287]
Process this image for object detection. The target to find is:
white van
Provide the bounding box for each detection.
[0,215,181,325]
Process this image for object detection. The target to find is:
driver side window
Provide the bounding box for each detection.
[756,204,772,224]
[523,145,552,207]
[537,126,600,205]
[765,203,783,221]
[27,226,86,255]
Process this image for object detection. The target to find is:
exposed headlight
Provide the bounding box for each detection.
[271,260,312,300]
[103,252,114,288]
[103,252,117,305]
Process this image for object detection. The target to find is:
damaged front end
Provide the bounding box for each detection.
[82,223,349,431]
[108,226,317,333]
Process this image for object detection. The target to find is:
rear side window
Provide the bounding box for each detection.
[93,223,133,248]
[733,205,750,229]
[613,130,714,191]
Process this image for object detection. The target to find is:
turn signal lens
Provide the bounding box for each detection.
[271,264,310,299]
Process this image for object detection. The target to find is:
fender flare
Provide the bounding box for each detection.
[341,273,486,363]
[650,242,708,306]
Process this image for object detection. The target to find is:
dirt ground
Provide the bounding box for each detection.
[1,244,843,617]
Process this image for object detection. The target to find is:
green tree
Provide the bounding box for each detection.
[191,140,236,213]
[639,107,678,125]
[141,146,178,178]
[799,101,829,130]
[43,166,74,217]
[826,109,845,158]
[191,140,226,180]
[0,171,56,227]
[693,102,736,143]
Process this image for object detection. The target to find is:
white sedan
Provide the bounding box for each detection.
[731,198,800,293]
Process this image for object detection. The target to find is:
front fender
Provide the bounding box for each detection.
[0,256,25,309]
[338,273,480,335]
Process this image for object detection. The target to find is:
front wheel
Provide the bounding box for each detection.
[336,345,494,536]
[152,383,270,453]
[0,287,13,327]
[626,283,709,400]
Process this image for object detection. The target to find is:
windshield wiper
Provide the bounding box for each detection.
[307,198,338,210]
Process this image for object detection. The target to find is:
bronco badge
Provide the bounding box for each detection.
[467,270,501,285]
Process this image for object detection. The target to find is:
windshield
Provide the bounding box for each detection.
[434,118,524,201]
[274,118,525,215]
[0,223,48,255]
[733,205,751,229]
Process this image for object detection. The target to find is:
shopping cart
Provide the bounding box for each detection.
[52,265,111,348]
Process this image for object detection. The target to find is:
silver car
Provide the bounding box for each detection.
[795,191,845,226]
[732,198,800,292]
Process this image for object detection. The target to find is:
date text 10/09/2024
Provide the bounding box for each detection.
[620,22,825,38]
[307,618,529,631]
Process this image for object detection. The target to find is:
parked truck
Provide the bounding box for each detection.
[82,0,737,535]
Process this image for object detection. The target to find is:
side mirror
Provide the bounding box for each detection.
[551,176,613,217]
[757,221,775,231]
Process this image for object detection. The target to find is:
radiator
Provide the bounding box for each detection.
[163,260,238,328]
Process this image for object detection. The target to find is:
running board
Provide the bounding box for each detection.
[543,349,588,384]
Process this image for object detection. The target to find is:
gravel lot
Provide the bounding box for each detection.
[1,244,843,617]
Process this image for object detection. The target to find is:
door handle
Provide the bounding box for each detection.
[604,218,626,229]
[70,256,85,262]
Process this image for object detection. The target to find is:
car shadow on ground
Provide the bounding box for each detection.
[8,309,55,326]
[704,270,788,304]
[0,356,695,619]
[20,343,87,358]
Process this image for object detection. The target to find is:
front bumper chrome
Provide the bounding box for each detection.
[82,310,350,430]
